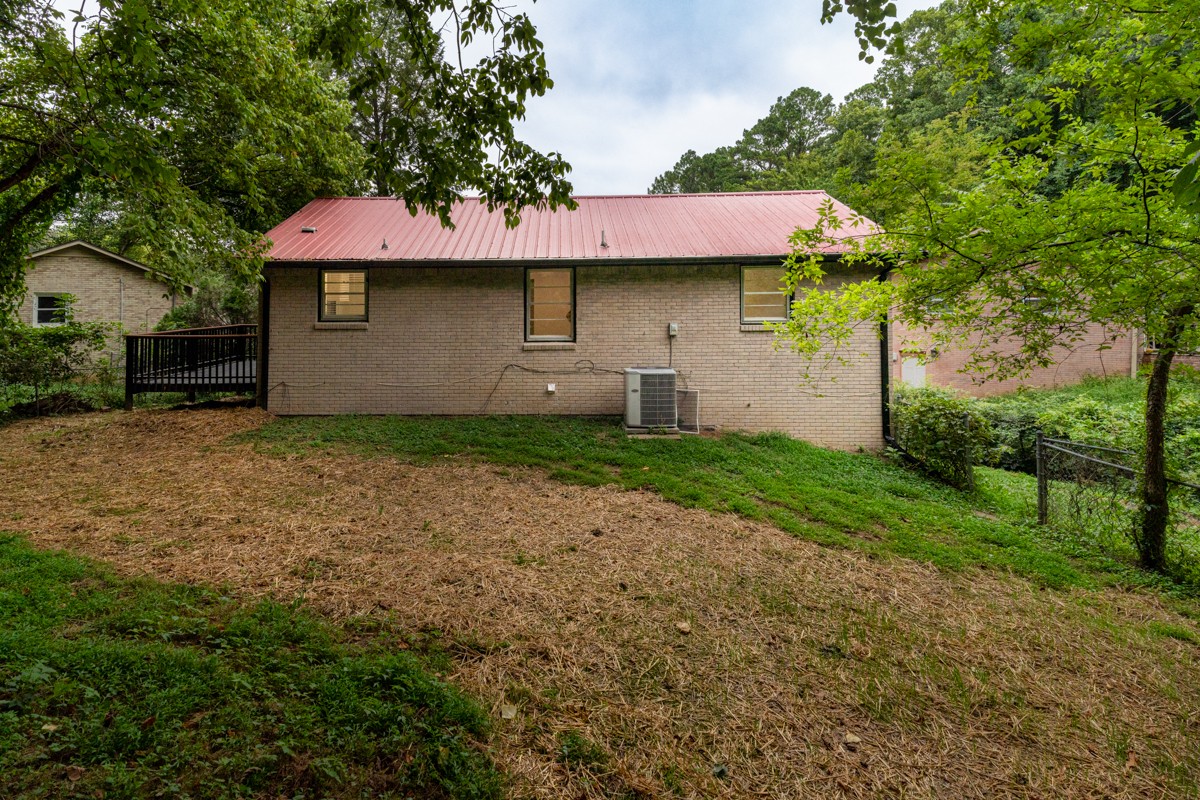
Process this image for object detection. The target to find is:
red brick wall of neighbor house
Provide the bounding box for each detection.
[266,264,885,450]
[889,317,1139,396]
[1140,351,1200,370]
[1177,354,1200,369]
[17,244,179,362]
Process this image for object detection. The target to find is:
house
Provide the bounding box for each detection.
[16,241,187,360]
[890,316,1141,396]
[261,191,886,450]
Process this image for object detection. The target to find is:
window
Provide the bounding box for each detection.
[741,266,790,323]
[1021,296,1054,315]
[319,270,367,321]
[526,268,574,341]
[34,294,69,326]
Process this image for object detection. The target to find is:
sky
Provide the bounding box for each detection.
[51,0,934,196]
[503,0,935,194]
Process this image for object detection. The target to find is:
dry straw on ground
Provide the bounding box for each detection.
[2,408,1199,798]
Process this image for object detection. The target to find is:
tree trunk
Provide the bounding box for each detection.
[1139,308,1193,572]
[1140,344,1174,572]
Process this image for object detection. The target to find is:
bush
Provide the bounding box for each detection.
[975,376,1200,483]
[157,273,256,330]
[0,314,111,411]
[892,386,995,490]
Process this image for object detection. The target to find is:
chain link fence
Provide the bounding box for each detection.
[1035,432,1200,569]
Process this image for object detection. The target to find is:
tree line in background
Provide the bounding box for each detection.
[650,0,1199,574]
[0,0,579,325]
[648,0,1002,226]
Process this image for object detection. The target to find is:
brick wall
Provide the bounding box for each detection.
[266,263,884,450]
[1141,351,1200,370]
[890,318,1138,396]
[17,244,179,361]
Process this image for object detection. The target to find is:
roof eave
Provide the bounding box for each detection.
[265,252,857,270]
[27,239,198,292]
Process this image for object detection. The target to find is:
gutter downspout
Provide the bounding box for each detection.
[879,265,896,447]
[257,274,270,410]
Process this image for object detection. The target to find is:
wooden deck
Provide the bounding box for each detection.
[125,325,258,407]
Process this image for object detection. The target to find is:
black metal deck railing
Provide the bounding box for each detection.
[124,325,258,408]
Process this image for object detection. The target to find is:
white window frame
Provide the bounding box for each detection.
[740,266,791,324]
[33,293,70,327]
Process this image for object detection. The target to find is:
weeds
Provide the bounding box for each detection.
[0,534,502,799]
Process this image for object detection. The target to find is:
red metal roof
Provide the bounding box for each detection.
[265,191,877,263]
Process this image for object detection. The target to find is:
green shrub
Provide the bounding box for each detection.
[157,273,256,330]
[0,313,111,410]
[892,386,995,490]
[975,377,1200,484]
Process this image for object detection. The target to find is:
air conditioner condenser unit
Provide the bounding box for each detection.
[625,367,678,430]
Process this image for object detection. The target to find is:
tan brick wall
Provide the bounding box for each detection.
[266,264,884,449]
[17,244,180,360]
[890,318,1138,396]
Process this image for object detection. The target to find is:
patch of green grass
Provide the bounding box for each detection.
[556,730,609,770]
[0,380,251,425]
[0,533,502,799]
[1147,621,1200,645]
[246,415,1200,601]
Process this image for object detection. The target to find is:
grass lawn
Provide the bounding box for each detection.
[247,414,1195,601]
[3,408,1199,798]
[0,534,501,799]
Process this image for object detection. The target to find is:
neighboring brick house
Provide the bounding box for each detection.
[890,316,1141,396]
[16,241,187,361]
[262,192,886,450]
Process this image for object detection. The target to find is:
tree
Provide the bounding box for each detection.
[738,88,835,173]
[342,3,440,197]
[648,148,747,194]
[0,0,574,311]
[781,0,1200,573]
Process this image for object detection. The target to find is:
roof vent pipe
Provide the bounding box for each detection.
[600,229,608,249]
[300,226,317,234]
[381,238,389,250]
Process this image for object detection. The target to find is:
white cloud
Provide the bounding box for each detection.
[511,0,937,194]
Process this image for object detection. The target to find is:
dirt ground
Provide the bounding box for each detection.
[2,408,1199,799]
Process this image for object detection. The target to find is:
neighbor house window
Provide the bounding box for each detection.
[319,270,367,321]
[526,268,574,341]
[741,266,790,323]
[1021,296,1054,315]
[34,294,70,326]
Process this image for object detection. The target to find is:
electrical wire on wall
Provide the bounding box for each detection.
[477,361,624,413]
[271,360,627,415]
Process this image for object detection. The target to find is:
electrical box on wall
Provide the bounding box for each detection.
[667,322,679,337]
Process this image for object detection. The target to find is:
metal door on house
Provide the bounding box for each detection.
[901,357,925,388]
